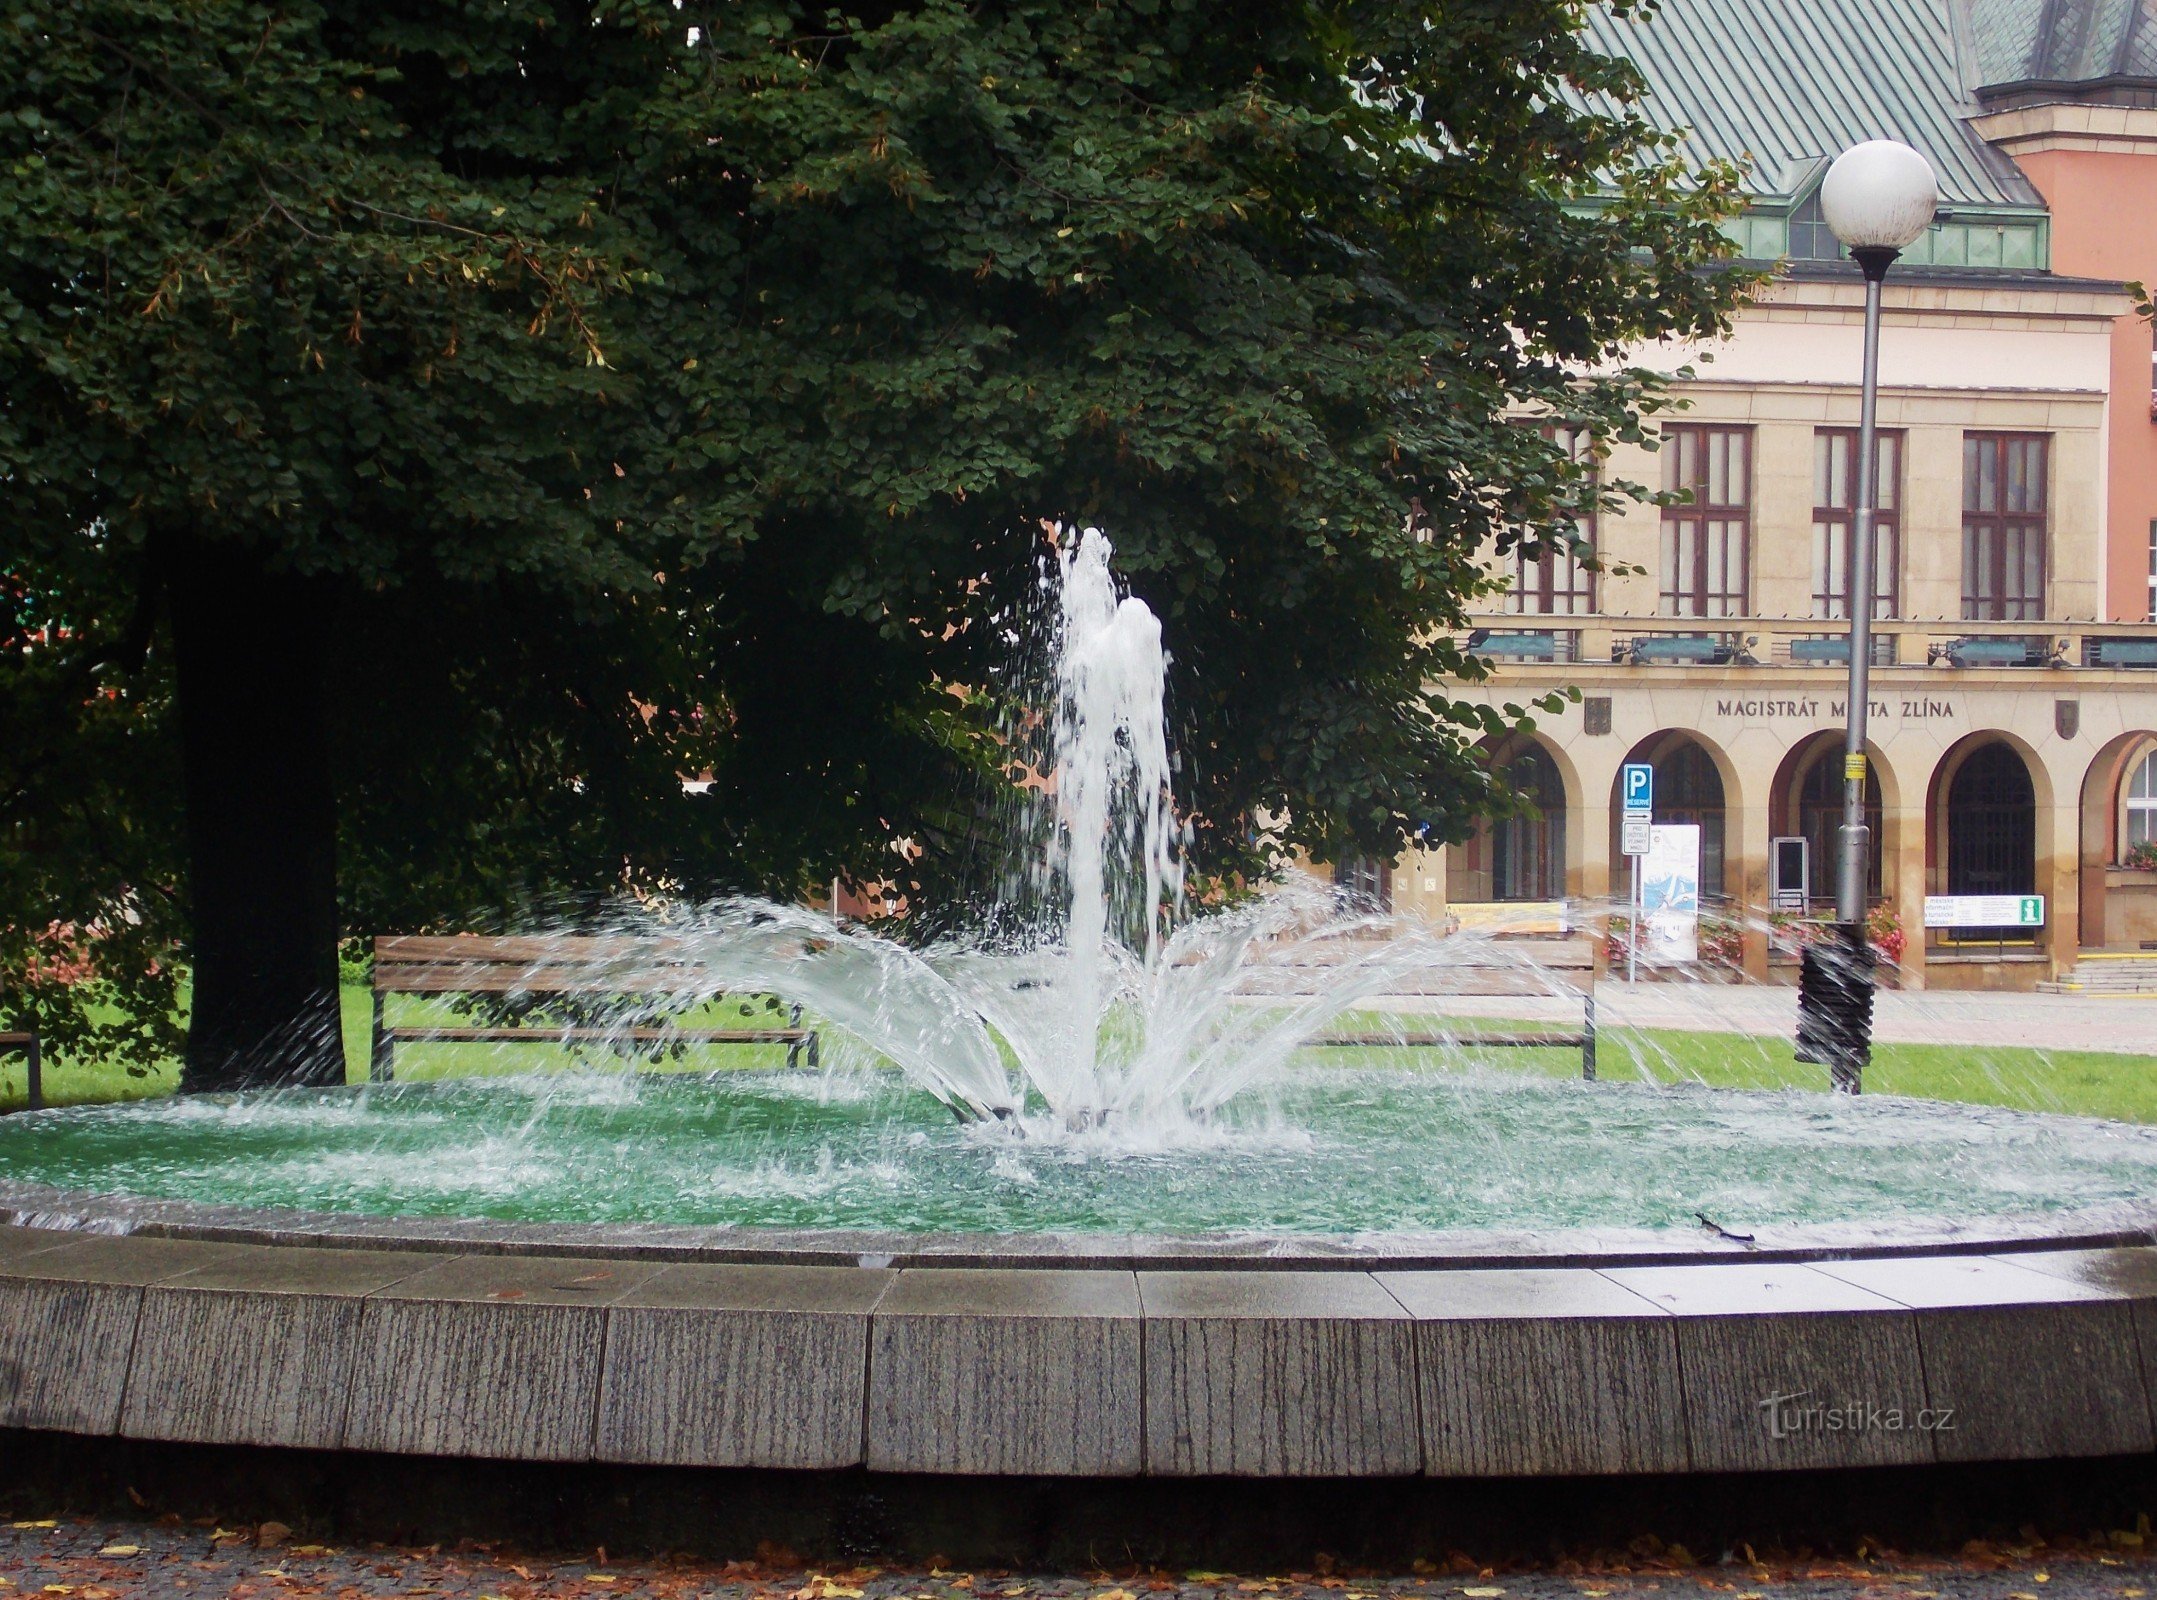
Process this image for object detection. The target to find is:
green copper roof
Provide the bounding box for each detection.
[1581,0,2044,208]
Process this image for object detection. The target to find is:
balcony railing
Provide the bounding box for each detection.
[1461,614,2157,672]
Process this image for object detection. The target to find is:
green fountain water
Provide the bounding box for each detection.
[4,1065,2152,1237]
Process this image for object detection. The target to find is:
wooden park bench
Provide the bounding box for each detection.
[1234,936,1599,1079]
[368,935,821,1084]
[2,1030,42,1111]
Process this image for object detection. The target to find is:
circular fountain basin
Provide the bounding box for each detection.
[3,1066,2155,1485]
[1,1067,2154,1252]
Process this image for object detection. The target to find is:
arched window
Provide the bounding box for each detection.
[2128,749,2157,856]
[1493,745,1567,901]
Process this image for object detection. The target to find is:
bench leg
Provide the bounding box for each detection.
[24,1033,41,1113]
[369,991,394,1084]
[807,1031,821,1069]
[1581,993,1597,1082]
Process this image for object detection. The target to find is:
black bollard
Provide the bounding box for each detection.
[1793,924,1875,1094]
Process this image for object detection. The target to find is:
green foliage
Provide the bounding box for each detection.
[1,0,1748,1051]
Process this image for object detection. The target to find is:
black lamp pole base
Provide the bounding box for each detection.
[1794,923,1876,1093]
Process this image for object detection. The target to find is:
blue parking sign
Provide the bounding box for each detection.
[1622,762,1654,813]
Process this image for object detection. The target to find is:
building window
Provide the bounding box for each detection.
[2147,518,2155,622]
[1813,429,1901,618]
[2130,750,2157,854]
[1962,433,2048,620]
[1507,424,1596,615]
[1661,425,1751,618]
[1332,857,1391,912]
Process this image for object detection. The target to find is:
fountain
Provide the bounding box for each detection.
[2,526,2155,1489]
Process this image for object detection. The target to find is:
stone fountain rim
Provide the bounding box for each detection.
[4,1177,2153,1270]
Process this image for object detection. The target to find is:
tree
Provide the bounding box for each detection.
[0,0,1746,1089]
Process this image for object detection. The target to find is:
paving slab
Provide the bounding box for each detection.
[120,1247,440,1450]
[2007,1246,2157,1298]
[1139,1271,1419,1477]
[866,1268,1141,1475]
[0,1234,250,1286]
[598,1262,892,1469]
[1379,1268,1687,1476]
[0,1225,77,1266]
[1813,1254,2153,1460]
[344,1254,663,1462]
[1604,1262,1930,1471]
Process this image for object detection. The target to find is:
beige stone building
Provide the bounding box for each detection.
[1345,0,2157,989]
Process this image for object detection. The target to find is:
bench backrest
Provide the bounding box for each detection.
[1233,937,1595,999]
[373,935,741,996]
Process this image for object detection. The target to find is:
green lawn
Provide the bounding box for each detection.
[1312,1011,2157,1124]
[5,985,2155,1124]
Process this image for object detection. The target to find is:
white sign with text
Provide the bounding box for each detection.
[1641,824,1701,963]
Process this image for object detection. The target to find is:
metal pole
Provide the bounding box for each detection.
[1838,250,1894,927]
[1628,853,1640,984]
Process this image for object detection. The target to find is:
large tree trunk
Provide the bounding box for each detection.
[169,538,346,1092]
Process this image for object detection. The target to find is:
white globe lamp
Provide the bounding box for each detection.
[1821,140,1939,265]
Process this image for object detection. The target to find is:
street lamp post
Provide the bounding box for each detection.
[1794,139,1938,1093]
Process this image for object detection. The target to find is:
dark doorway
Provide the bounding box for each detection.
[1493,745,1567,901]
[1798,746,1883,907]
[1654,741,1727,901]
[1946,742,2036,942]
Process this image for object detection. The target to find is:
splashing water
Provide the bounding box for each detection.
[564,524,1573,1138]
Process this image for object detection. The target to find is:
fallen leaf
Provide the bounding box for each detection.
[95,1547,139,1558]
[43,1588,75,1596]
[1098,1590,1137,1600]
[1186,1578,1227,1586]
[2037,1578,2052,1586]
[257,1522,292,1549]
[1463,1589,1507,1596]
[11,1522,57,1531]
[588,1580,618,1589]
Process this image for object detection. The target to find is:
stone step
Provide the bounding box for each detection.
[2040,955,2157,995]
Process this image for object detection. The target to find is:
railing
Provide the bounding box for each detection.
[1926,635,2059,668]
[1462,614,2157,673]
[1773,632,1899,667]
[1464,628,1581,664]
[1608,630,1749,665]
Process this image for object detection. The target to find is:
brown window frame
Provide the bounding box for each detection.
[1812,427,1902,619]
[1961,432,2049,621]
[1660,424,1752,618]
[1507,423,1597,615]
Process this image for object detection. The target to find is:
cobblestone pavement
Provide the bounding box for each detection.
[5,1516,2157,1600]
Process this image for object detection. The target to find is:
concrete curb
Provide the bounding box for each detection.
[4,1223,2153,1478]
